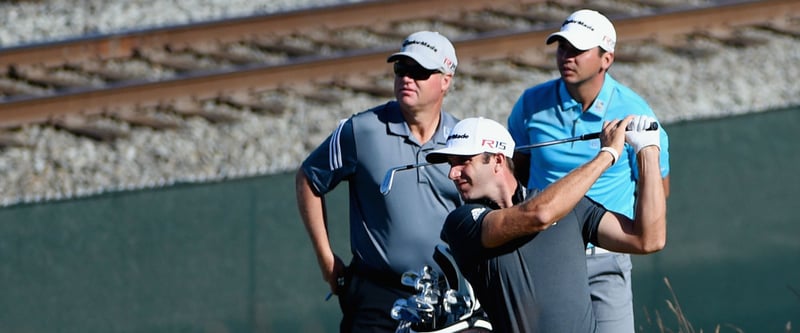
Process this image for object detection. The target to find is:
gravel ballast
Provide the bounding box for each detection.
[0,0,798,207]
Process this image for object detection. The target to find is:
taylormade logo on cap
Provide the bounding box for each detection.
[387,31,458,74]
[426,117,514,164]
[546,9,616,52]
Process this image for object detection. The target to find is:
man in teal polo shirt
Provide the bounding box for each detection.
[508,9,670,333]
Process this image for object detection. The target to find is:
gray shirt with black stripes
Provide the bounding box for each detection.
[301,101,462,276]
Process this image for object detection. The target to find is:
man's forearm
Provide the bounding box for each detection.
[482,150,614,248]
[526,148,615,219]
[633,147,667,253]
[295,170,336,276]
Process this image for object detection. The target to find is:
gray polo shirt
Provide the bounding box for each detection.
[301,101,462,275]
[441,187,607,332]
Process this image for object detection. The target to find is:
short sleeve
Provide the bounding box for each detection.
[300,118,358,195]
[440,204,491,262]
[507,95,531,152]
[575,197,608,246]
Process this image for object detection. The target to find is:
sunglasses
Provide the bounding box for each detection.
[393,62,440,80]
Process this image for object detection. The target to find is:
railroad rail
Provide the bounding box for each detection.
[0,0,798,137]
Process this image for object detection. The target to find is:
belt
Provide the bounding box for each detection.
[585,246,612,255]
[349,259,415,292]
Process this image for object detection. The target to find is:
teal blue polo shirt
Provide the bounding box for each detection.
[508,74,669,219]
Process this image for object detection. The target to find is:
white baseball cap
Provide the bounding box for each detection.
[426,117,515,164]
[387,31,458,75]
[546,9,616,52]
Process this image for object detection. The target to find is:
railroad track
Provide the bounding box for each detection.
[0,0,797,143]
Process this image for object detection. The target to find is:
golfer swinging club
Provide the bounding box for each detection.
[424,116,666,332]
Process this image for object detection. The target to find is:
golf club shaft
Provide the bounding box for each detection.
[514,132,598,151]
[394,163,432,172]
[380,122,658,194]
[515,122,658,151]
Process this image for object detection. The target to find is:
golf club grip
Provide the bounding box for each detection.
[580,122,659,140]
[632,121,659,131]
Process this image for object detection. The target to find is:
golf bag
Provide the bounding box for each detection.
[391,244,492,333]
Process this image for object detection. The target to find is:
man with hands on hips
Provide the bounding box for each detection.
[430,115,666,332]
[295,31,463,332]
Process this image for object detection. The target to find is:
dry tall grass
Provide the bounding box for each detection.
[637,277,794,333]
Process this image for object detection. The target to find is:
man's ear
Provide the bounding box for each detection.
[494,153,505,172]
[602,51,614,71]
[440,73,452,92]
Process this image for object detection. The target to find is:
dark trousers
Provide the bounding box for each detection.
[338,261,415,333]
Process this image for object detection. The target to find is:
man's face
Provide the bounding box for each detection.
[446,153,495,201]
[555,40,610,85]
[393,58,450,111]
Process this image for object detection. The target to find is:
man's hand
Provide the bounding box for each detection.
[323,254,347,295]
[625,115,660,154]
[599,116,632,164]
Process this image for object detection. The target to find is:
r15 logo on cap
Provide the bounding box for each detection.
[443,58,456,72]
[481,139,507,150]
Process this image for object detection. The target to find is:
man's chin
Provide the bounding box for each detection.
[560,71,577,82]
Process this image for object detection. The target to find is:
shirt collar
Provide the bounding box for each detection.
[386,102,409,136]
[386,102,452,146]
[591,73,617,117]
[557,73,616,118]
[511,181,527,205]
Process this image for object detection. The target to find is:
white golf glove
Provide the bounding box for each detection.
[625,115,660,154]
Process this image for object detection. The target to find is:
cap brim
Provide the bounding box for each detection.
[386,52,440,71]
[545,31,597,51]
[425,152,449,164]
[426,147,482,164]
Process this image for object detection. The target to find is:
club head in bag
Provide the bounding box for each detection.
[392,299,420,322]
[391,245,493,332]
[401,271,420,287]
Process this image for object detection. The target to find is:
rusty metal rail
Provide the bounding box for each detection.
[0,0,505,68]
[0,0,798,130]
